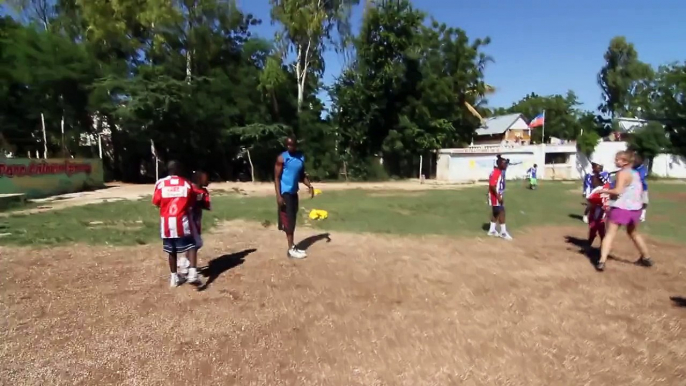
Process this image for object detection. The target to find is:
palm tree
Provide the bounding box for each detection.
[465,84,496,124]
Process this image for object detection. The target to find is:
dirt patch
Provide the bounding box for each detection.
[1,224,685,385]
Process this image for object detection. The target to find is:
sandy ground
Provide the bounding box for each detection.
[1,222,685,385]
[2,180,483,217]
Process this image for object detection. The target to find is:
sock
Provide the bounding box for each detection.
[500,224,507,234]
[641,209,646,217]
[188,268,197,277]
[171,272,178,279]
[489,222,497,232]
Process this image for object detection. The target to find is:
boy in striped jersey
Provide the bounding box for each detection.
[152,161,202,287]
[487,157,512,240]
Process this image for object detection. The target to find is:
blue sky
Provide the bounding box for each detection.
[241,0,686,113]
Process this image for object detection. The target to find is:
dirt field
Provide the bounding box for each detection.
[2,221,685,385]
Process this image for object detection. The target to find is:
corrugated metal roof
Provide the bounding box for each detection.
[474,113,524,136]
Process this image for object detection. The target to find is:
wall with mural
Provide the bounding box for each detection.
[0,158,104,198]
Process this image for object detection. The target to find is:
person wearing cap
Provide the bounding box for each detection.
[582,159,610,223]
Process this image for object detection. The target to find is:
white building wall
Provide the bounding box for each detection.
[437,142,686,182]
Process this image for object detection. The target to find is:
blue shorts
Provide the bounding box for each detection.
[162,236,196,254]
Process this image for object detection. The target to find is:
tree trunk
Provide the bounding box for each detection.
[246,149,255,183]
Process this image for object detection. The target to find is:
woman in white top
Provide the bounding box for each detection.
[595,151,653,271]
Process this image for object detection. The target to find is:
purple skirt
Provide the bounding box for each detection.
[608,207,641,226]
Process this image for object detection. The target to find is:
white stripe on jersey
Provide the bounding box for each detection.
[168,216,178,238]
[181,214,191,237]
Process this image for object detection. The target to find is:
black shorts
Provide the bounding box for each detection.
[162,236,196,254]
[491,205,505,217]
[278,193,299,233]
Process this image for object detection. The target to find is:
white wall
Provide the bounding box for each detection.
[438,146,544,182]
[437,141,686,182]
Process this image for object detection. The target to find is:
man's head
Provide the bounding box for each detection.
[633,152,643,167]
[497,157,508,170]
[591,162,601,173]
[533,163,538,168]
[167,160,182,176]
[284,136,297,154]
[193,170,208,187]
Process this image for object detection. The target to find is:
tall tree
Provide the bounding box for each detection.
[598,36,653,118]
[269,0,359,114]
[332,0,489,177]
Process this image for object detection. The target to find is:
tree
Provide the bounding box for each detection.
[269,0,359,114]
[576,130,601,157]
[639,62,686,157]
[598,36,653,118]
[332,0,490,177]
[627,122,670,173]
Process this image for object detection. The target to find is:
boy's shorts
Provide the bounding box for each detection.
[163,236,196,254]
[194,233,203,250]
[530,178,537,185]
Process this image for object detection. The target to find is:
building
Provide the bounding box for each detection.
[472,113,532,146]
[616,117,648,133]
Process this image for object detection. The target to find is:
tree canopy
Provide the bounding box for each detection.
[1,2,686,180]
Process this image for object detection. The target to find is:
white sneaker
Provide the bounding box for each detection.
[177,257,190,275]
[186,269,202,285]
[170,273,181,288]
[487,230,499,237]
[500,233,513,241]
[287,247,306,259]
[582,215,589,224]
[295,247,308,257]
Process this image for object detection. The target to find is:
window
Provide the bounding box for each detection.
[545,153,568,165]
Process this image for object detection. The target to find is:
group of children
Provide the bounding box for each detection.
[488,153,650,253]
[152,161,211,287]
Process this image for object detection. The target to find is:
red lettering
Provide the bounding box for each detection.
[0,161,94,178]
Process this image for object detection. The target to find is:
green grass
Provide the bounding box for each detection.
[1,181,685,246]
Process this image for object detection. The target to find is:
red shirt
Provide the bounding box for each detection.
[586,183,610,221]
[152,176,196,238]
[488,168,504,206]
[191,184,211,234]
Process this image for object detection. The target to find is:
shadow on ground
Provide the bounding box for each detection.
[568,214,584,221]
[564,235,598,266]
[296,233,331,251]
[670,296,686,308]
[565,235,638,268]
[198,248,256,291]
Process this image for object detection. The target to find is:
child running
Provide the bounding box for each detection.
[586,174,609,248]
[178,170,211,276]
[526,164,538,190]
